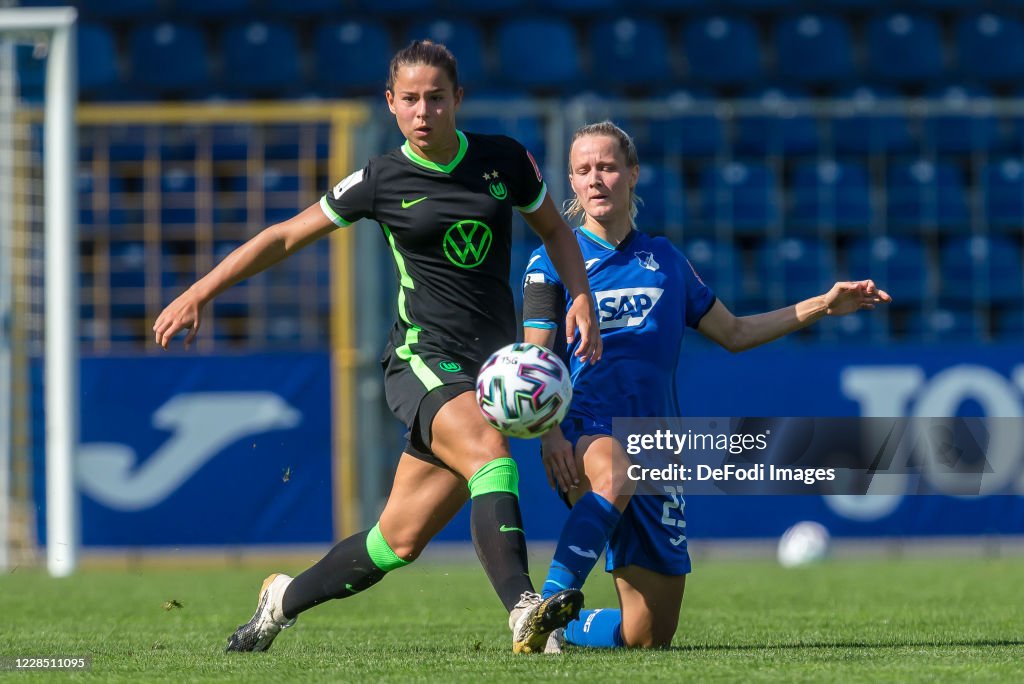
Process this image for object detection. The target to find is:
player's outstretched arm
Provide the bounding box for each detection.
[521,197,602,363]
[153,202,336,349]
[698,279,891,353]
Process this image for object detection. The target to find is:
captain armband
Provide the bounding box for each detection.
[523,276,565,328]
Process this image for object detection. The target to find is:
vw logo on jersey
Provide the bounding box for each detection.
[594,287,664,330]
[635,251,660,272]
[443,219,493,269]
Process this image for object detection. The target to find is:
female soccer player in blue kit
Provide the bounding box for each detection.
[522,121,890,650]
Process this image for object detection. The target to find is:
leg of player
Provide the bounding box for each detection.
[225,454,468,653]
[561,566,685,649]
[430,391,583,653]
[541,435,634,600]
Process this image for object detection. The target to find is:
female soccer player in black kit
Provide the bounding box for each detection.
[153,41,602,655]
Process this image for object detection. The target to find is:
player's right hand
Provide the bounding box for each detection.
[566,293,603,364]
[541,426,578,493]
[153,288,204,350]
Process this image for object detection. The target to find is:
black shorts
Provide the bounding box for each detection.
[380,340,481,469]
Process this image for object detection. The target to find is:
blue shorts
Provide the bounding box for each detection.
[560,414,692,577]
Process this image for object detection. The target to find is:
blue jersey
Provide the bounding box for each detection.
[523,227,715,424]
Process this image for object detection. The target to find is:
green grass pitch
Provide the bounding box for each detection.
[1,554,1023,682]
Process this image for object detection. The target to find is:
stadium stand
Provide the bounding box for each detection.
[775,14,854,86]
[15,0,1024,346]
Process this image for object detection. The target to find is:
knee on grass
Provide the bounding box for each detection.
[621,622,678,649]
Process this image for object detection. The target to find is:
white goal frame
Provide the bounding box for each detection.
[0,7,78,577]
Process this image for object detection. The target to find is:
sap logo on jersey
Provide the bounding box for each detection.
[595,287,663,330]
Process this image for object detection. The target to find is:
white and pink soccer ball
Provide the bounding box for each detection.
[476,342,572,439]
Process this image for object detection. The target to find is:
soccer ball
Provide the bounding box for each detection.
[777,521,831,568]
[476,342,572,439]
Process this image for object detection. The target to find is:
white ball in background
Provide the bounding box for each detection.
[777,521,831,568]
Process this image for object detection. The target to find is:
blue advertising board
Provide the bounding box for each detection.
[35,353,334,546]
[31,344,1024,547]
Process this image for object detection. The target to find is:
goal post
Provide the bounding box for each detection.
[0,6,78,577]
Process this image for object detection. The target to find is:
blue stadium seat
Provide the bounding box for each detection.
[683,16,762,86]
[818,0,888,7]
[161,167,197,225]
[129,23,210,96]
[262,166,301,194]
[631,89,724,157]
[911,0,981,7]
[866,13,944,85]
[106,125,147,162]
[497,19,580,89]
[775,14,854,86]
[957,13,1024,84]
[921,85,1001,153]
[634,0,710,8]
[846,236,930,303]
[78,24,118,96]
[757,238,834,303]
[352,0,438,14]
[222,22,301,96]
[445,0,528,14]
[722,0,796,8]
[831,86,916,154]
[57,0,160,19]
[903,307,982,342]
[314,22,395,94]
[982,158,1024,231]
[173,0,251,17]
[699,161,781,235]
[78,168,128,230]
[264,0,338,14]
[405,20,486,88]
[816,303,890,343]
[109,241,147,294]
[589,18,671,89]
[939,236,1024,305]
[633,163,687,234]
[734,87,819,155]
[548,0,621,13]
[789,160,872,234]
[682,238,742,305]
[467,107,546,160]
[886,160,970,233]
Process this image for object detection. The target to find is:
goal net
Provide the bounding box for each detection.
[0,6,78,576]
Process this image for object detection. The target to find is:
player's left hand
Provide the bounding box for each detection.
[566,293,603,364]
[823,280,892,317]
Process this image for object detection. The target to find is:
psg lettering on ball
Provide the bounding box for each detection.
[475,342,572,439]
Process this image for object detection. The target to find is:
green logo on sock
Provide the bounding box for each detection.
[345,583,355,592]
[499,525,524,534]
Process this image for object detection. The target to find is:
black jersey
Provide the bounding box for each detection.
[320,130,547,382]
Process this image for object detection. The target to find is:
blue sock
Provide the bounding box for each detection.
[542,492,621,598]
[565,609,624,648]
